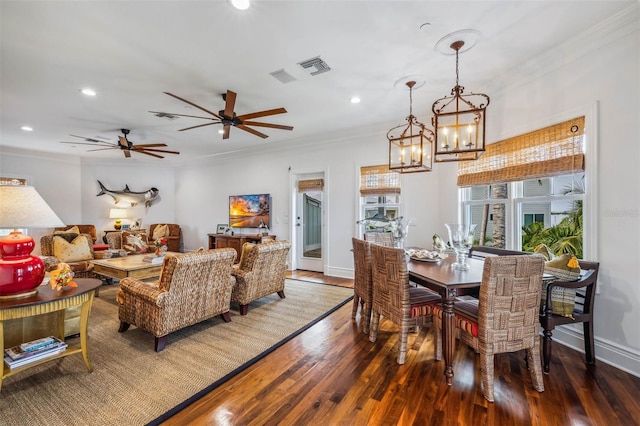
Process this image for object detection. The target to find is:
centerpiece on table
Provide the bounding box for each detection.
[154,238,168,256]
[49,262,77,292]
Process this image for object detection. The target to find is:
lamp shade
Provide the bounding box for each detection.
[109,208,127,219]
[0,185,65,298]
[0,185,65,228]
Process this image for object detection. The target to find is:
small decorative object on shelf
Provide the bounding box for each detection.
[49,263,77,292]
[154,238,168,256]
[258,219,269,236]
[445,223,477,270]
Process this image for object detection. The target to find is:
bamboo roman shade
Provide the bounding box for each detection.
[297,179,324,192]
[360,165,401,195]
[457,116,585,187]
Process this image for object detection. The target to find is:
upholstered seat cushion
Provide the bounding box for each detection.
[408,287,442,317]
[433,300,480,338]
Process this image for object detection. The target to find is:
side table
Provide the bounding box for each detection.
[0,278,101,391]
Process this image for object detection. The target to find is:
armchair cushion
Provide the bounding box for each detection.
[123,231,149,254]
[54,224,97,243]
[238,242,256,269]
[54,225,80,235]
[152,224,169,240]
[53,234,93,263]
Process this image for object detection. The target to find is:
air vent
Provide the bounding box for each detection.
[153,112,179,120]
[269,69,296,84]
[298,56,331,76]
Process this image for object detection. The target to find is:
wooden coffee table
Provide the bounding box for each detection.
[91,253,178,280]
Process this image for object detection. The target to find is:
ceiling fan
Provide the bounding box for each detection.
[61,129,180,159]
[150,90,293,139]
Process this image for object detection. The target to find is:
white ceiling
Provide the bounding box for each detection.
[0,1,634,163]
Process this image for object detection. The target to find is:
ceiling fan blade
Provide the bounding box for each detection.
[61,141,116,147]
[136,148,180,155]
[133,143,168,148]
[224,90,237,118]
[237,107,287,121]
[86,147,119,152]
[237,124,268,139]
[135,150,164,159]
[243,121,294,131]
[118,135,129,148]
[222,125,231,139]
[148,111,217,120]
[178,122,219,132]
[163,92,223,120]
[69,134,107,143]
[124,150,131,158]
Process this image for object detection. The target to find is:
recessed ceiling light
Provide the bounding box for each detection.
[350,96,361,104]
[229,0,250,10]
[80,88,97,96]
[21,126,33,131]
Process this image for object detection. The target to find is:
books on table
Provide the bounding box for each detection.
[143,255,165,265]
[4,336,68,369]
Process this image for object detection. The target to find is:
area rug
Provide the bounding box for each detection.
[0,280,353,425]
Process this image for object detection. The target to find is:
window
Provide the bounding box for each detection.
[458,117,587,258]
[359,165,401,234]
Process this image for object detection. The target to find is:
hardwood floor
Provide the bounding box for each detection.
[160,271,640,425]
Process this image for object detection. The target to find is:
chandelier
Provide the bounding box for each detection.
[387,81,433,173]
[432,40,490,162]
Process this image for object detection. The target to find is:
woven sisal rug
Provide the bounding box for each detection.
[0,279,353,425]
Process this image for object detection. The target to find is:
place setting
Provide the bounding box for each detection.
[405,248,448,263]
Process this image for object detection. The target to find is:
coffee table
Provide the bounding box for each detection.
[91,253,178,281]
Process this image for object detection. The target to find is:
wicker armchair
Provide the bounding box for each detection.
[116,248,237,352]
[148,224,181,252]
[450,255,545,402]
[368,244,442,365]
[231,240,290,315]
[352,237,373,334]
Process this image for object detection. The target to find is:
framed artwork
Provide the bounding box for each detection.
[216,224,228,234]
[228,193,270,228]
[131,218,143,230]
[121,224,130,230]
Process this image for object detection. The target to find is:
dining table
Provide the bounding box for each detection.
[408,254,485,385]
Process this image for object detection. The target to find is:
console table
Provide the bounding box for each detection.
[207,234,275,259]
[0,278,101,391]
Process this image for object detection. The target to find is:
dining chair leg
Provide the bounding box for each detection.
[480,351,495,402]
[351,295,360,319]
[362,301,372,334]
[584,321,596,365]
[528,340,545,393]
[397,322,410,365]
[542,327,553,374]
[369,312,381,343]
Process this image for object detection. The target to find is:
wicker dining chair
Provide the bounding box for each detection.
[352,237,373,334]
[368,244,442,364]
[446,255,545,402]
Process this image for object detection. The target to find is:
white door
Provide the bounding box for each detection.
[294,174,324,272]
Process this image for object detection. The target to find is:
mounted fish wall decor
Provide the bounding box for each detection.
[96,180,159,207]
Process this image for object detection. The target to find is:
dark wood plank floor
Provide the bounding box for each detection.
[161,271,640,425]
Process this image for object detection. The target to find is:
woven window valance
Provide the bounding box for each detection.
[298,179,324,192]
[360,164,401,195]
[457,116,585,187]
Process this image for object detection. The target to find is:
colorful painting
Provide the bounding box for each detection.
[229,194,270,228]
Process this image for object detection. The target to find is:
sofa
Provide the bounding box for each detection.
[116,248,237,351]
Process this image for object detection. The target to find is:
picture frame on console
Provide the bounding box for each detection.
[131,218,143,230]
[216,224,228,234]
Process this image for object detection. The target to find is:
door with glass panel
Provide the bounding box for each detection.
[295,174,324,272]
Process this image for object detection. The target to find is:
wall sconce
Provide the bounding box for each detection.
[432,37,490,162]
[388,81,433,173]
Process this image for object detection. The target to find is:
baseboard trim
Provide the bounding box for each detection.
[548,326,640,378]
[326,266,354,279]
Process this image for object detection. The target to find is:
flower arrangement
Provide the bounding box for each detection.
[49,262,77,292]
[155,238,167,248]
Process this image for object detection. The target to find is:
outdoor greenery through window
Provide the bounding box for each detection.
[359,165,401,234]
[458,117,586,259]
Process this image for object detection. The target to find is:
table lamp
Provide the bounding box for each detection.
[0,185,65,299]
[109,208,127,230]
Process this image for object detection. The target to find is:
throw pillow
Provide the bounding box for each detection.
[534,244,554,261]
[122,232,148,254]
[53,235,92,263]
[238,242,256,269]
[152,224,169,241]
[54,225,80,236]
[544,253,580,281]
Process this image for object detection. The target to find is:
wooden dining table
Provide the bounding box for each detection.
[408,254,485,385]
